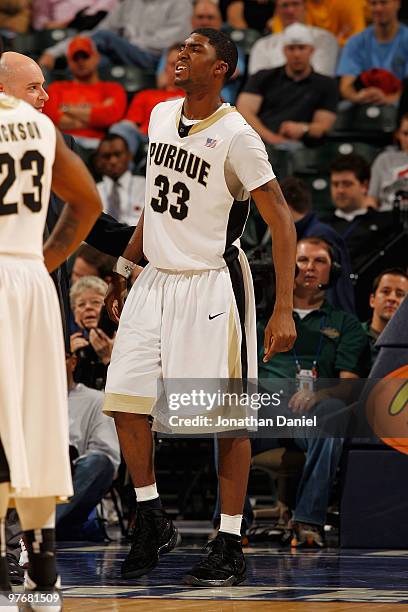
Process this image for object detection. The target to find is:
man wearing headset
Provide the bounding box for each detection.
[255,236,370,547]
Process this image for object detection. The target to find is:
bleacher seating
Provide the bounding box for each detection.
[12,29,75,59]
[99,65,156,99]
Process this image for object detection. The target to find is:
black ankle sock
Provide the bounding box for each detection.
[138,496,162,511]
[24,528,57,587]
[219,530,241,543]
[0,556,11,591]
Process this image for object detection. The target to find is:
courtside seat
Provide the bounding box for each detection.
[251,447,305,513]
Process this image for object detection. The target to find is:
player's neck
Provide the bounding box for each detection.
[182,93,223,120]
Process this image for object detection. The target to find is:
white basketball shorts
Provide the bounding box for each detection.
[104,250,257,420]
[0,255,73,500]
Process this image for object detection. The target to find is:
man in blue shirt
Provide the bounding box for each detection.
[337,0,408,105]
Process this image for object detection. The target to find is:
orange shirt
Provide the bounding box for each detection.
[44,80,127,140]
[271,0,366,46]
[125,88,185,135]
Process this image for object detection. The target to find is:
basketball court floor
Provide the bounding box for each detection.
[43,522,408,611]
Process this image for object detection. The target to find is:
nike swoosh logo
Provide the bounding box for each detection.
[209,312,225,320]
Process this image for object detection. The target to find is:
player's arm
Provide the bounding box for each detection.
[43,129,102,273]
[251,178,297,361]
[105,211,145,323]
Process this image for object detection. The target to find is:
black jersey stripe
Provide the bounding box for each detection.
[223,198,250,386]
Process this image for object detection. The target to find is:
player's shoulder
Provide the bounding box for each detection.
[151,97,184,118]
[222,106,261,140]
[0,95,54,127]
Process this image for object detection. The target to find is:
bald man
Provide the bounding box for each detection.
[0,52,49,111]
[0,51,133,588]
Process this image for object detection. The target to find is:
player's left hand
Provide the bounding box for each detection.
[289,389,317,413]
[263,309,296,362]
[89,328,115,365]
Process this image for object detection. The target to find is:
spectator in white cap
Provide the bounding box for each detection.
[248,0,339,77]
[238,23,338,147]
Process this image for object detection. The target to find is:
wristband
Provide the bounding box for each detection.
[113,256,137,279]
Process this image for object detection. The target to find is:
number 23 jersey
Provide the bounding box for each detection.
[144,99,275,270]
[0,96,56,259]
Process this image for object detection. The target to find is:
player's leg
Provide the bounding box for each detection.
[159,265,254,586]
[0,482,11,592]
[104,266,178,578]
[14,497,61,610]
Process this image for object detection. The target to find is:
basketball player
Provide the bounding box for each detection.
[104,28,297,587]
[0,91,102,608]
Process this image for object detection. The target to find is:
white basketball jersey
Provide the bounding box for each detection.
[0,96,56,258]
[144,99,274,270]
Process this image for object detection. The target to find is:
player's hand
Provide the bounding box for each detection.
[263,308,296,362]
[70,332,89,353]
[105,273,127,323]
[289,389,317,413]
[89,328,115,365]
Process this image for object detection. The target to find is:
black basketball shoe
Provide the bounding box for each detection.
[121,507,179,579]
[183,531,246,587]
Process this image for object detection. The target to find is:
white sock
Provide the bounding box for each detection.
[134,483,159,502]
[219,513,242,537]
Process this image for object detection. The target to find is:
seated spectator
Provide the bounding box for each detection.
[257,237,369,546]
[70,244,116,285]
[95,134,145,225]
[56,351,121,541]
[224,0,276,33]
[110,43,185,155]
[157,2,246,104]
[323,154,404,319]
[243,176,356,312]
[0,0,31,34]
[363,268,408,367]
[217,237,370,545]
[324,154,401,273]
[237,23,338,146]
[70,276,115,390]
[32,0,117,31]
[44,36,127,149]
[270,0,366,46]
[368,113,408,211]
[38,0,192,73]
[337,0,408,105]
[248,0,339,77]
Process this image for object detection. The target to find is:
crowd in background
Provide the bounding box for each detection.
[1,0,407,548]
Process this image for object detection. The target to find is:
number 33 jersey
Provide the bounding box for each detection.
[144,99,275,270]
[0,96,56,258]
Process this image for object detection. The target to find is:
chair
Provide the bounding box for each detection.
[251,447,305,517]
[224,28,261,55]
[99,66,156,98]
[13,29,75,58]
[350,104,398,134]
[265,146,293,180]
